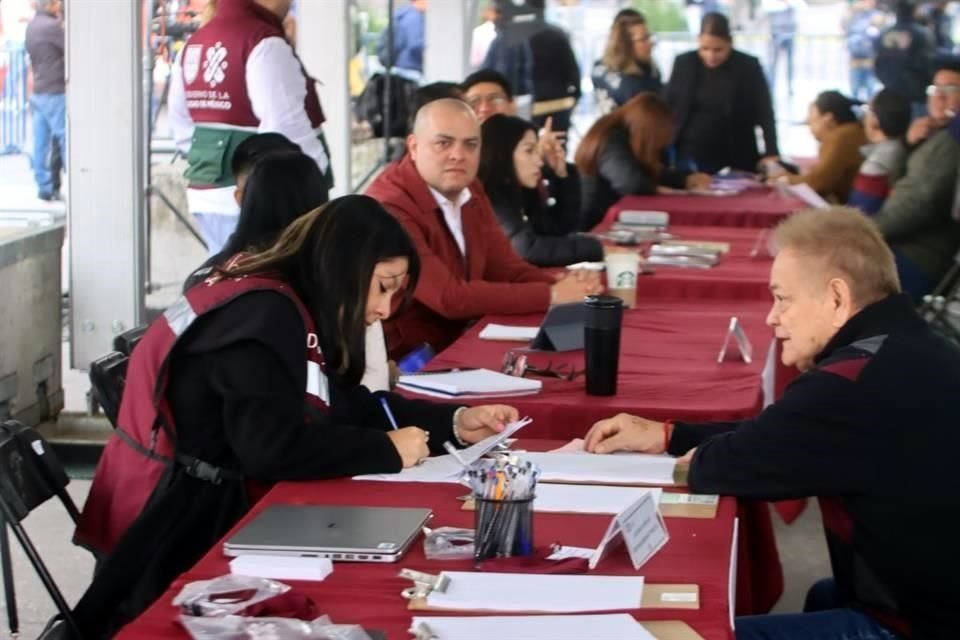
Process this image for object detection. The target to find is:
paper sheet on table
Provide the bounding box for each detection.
[548,438,585,453]
[410,614,655,640]
[523,452,677,486]
[425,572,645,613]
[786,182,829,209]
[533,484,663,515]
[353,418,531,483]
[478,323,539,341]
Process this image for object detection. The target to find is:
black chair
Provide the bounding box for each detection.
[87,352,128,429]
[920,251,960,345]
[0,420,85,638]
[112,325,147,357]
[88,324,147,428]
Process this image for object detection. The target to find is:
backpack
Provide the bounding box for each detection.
[354,72,419,138]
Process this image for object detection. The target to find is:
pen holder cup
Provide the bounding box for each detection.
[473,497,535,563]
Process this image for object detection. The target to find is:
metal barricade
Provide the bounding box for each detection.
[0,42,29,155]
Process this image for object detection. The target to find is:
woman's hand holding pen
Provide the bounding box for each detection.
[387,427,431,468]
[454,405,520,444]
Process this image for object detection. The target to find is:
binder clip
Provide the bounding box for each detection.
[399,568,450,601]
[410,620,439,640]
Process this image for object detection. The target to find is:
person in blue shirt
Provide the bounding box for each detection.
[378,0,426,76]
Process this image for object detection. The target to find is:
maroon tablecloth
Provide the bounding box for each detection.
[417,299,776,438]
[607,192,805,229]
[118,454,742,640]
[609,225,774,303]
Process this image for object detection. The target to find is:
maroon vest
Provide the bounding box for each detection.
[180,0,324,128]
[74,272,328,555]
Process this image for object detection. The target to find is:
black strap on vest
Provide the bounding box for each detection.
[113,427,242,485]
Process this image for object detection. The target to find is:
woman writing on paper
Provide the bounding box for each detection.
[479,114,604,267]
[575,92,711,230]
[72,195,518,637]
[766,91,868,203]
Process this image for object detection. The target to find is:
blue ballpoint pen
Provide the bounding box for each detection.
[379,396,400,430]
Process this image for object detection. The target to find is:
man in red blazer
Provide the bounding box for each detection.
[366,98,602,359]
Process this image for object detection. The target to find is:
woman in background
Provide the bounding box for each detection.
[575,93,711,230]
[770,91,868,203]
[591,10,662,114]
[665,12,779,173]
[480,114,603,267]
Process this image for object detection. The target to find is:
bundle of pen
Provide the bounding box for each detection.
[466,455,541,562]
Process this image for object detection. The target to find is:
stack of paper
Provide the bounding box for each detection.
[410,615,655,640]
[398,368,542,399]
[425,572,645,613]
[521,452,677,486]
[531,484,663,515]
[478,323,539,342]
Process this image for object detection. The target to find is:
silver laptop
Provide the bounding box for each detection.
[223,504,432,563]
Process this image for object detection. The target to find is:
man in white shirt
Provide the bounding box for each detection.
[366,99,602,359]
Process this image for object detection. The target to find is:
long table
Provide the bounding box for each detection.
[119,446,741,640]
[607,191,804,229]
[420,299,776,439]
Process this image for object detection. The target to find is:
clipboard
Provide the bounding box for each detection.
[643,621,706,640]
[406,583,700,612]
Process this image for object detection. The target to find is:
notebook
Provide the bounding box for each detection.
[222,505,432,562]
[398,368,542,398]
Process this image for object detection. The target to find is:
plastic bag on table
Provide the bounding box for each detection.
[179,614,374,640]
[173,575,291,617]
[422,526,475,560]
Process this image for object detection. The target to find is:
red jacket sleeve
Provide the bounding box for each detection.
[386,198,553,320]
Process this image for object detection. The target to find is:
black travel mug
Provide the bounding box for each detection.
[584,295,624,396]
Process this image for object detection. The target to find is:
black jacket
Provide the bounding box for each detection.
[875,21,934,104]
[591,60,662,110]
[488,167,603,267]
[578,124,689,231]
[72,291,460,636]
[670,294,960,639]
[665,50,778,173]
[529,25,581,103]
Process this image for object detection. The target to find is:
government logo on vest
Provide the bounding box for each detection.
[202,42,229,88]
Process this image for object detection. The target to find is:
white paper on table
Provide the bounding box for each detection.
[478,323,539,341]
[410,614,655,640]
[522,452,677,486]
[533,484,663,515]
[548,438,585,453]
[353,418,532,483]
[425,572,645,613]
[546,545,596,560]
[786,182,830,209]
[729,517,740,632]
[229,554,333,582]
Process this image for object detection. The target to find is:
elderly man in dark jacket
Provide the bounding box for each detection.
[24,0,65,201]
[584,207,960,640]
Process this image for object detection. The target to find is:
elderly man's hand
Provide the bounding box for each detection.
[583,413,667,454]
